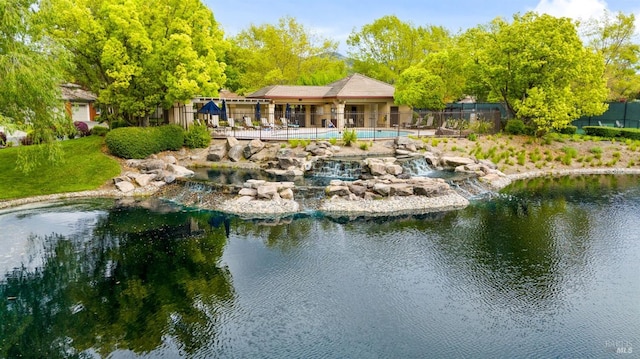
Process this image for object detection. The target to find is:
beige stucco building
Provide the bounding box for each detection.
[170,74,411,129]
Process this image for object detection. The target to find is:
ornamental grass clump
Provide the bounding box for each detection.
[342,129,357,146]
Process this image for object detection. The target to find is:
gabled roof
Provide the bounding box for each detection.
[325,74,395,98]
[246,74,394,100]
[61,83,97,102]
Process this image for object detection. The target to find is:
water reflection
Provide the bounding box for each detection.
[0,175,639,358]
[0,199,233,358]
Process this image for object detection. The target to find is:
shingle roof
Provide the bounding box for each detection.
[246,74,394,100]
[61,83,97,102]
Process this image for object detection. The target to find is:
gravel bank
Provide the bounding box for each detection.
[319,192,470,217]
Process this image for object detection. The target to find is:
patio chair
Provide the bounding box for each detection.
[208,115,219,128]
[261,117,275,130]
[598,121,605,127]
[244,116,256,129]
[425,115,434,128]
[227,118,241,130]
[616,120,624,128]
[348,118,355,127]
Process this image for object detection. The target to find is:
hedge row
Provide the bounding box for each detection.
[105,125,186,158]
[583,126,640,140]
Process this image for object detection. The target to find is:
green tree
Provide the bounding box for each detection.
[39,0,227,126]
[347,15,451,84]
[0,0,71,170]
[582,11,640,101]
[226,16,345,95]
[462,12,608,134]
[395,67,446,110]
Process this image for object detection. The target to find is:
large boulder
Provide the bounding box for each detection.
[243,139,265,159]
[167,163,194,177]
[207,145,226,162]
[389,183,414,196]
[227,144,245,162]
[116,181,135,193]
[441,156,476,168]
[226,137,240,150]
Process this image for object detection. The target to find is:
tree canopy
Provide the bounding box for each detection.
[461,12,609,133]
[582,11,640,101]
[347,15,451,84]
[225,16,346,95]
[0,0,72,170]
[39,0,227,126]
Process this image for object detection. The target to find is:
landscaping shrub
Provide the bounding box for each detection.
[184,124,210,148]
[342,129,357,146]
[558,125,577,135]
[505,119,526,135]
[73,121,90,137]
[91,126,110,137]
[583,126,621,138]
[0,132,5,146]
[619,128,640,140]
[106,127,159,158]
[156,124,185,151]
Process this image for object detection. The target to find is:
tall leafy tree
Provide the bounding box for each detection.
[39,0,227,126]
[0,0,70,170]
[347,15,451,84]
[226,16,345,95]
[582,11,640,101]
[462,12,609,134]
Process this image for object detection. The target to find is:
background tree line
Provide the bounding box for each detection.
[1,0,639,139]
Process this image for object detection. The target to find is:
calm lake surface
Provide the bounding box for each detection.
[1,175,639,358]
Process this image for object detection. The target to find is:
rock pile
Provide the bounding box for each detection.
[113,155,195,193]
[218,179,300,217]
[325,176,453,201]
[452,160,511,190]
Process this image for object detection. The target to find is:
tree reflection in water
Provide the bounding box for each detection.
[0,200,233,358]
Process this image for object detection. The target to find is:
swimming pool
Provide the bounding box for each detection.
[287,129,410,139]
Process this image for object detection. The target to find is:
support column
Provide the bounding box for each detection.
[184,102,194,128]
[337,102,345,130]
[268,103,275,126]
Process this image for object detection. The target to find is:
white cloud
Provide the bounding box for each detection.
[533,0,608,21]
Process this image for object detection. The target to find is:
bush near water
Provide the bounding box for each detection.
[105,125,186,158]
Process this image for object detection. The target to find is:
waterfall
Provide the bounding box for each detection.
[400,157,433,177]
[309,158,363,180]
[448,177,495,200]
[161,180,234,208]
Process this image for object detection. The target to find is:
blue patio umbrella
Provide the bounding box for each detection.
[255,102,261,120]
[197,100,221,115]
[285,103,291,119]
[220,99,227,121]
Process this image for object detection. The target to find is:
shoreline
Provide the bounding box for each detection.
[2,167,640,215]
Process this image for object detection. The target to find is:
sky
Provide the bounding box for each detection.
[204,0,640,53]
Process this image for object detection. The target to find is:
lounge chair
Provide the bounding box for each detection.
[425,115,434,128]
[348,118,355,127]
[404,118,421,129]
[616,120,624,128]
[208,115,219,128]
[227,118,240,130]
[244,116,256,129]
[598,121,605,127]
[260,118,274,130]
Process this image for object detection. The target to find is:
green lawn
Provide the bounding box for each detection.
[0,136,122,200]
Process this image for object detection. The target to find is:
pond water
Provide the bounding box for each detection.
[1,175,639,358]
